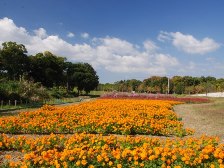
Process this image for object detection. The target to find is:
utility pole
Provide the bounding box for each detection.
[167,77,170,94]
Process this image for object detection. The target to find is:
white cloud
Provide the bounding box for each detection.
[95,36,138,55]
[158,31,220,54]
[34,28,47,39]
[92,37,179,74]
[67,32,75,38]
[0,17,179,76]
[155,54,179,66]
[81,32,89,39]
[157,31,172,42]
[143,40,158,53]
[0,17,30,44]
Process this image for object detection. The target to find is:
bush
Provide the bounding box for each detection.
[8,93,21,101]
[50,86,69,98]
[0,88,8,100]
[0,80,50,103]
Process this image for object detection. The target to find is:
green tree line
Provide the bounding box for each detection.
[99,76,224,94]
[0,41,99,101]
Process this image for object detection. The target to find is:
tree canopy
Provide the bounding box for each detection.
[29,52,65,87]
[99,75,224,95]
[0,42,29,80]
[0,41,99,96]
[65,63,99,94]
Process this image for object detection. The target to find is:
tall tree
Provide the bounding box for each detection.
[172,76,185,94]
[29,51,65,87]
[66,63,99,94]
[143,76,168,93]
[0,42,29,80]
[126,79,142,92]
[64,62,78,91]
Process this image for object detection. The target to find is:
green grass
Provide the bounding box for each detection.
[0,97,82,117]
[0,104,39,111]
[45,97,80,105]
[89,90,105,96]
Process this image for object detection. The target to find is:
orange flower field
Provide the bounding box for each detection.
[0,99,223,167]
[0,99,192,136]
[0,133,224,167]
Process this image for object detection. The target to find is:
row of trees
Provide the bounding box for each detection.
[0,42,99,96]
[99,76,224,94]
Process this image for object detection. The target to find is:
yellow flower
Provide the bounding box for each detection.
[210,164,215,168]
[76,160,81,166]
[149,155,155,161]
[109,161,113,166]
[81,159,87,166]
[5,154,12,160]
[140,163,144,167]
[174,166,181,168]
[69,156,75,161]
[117,164,122,168]
[63,162,68,168]
[97,155,103,162]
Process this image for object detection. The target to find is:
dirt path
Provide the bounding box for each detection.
[174,99,224,143]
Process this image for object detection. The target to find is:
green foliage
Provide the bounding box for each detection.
[29,51,65,87]
[0,41,29,80]
[100,75,224,95]
[49,86,78,98]
[0,41,100,99]
[0,80,50,102]
[65,62,99,94]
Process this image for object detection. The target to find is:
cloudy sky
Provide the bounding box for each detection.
[0,0,224,83]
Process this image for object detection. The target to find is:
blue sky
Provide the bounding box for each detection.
[0,0,224,83]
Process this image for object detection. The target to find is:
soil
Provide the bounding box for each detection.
[0,151,23,166]
[174,99,224,143]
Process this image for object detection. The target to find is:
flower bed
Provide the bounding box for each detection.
[0,99,192,137]
[0,133,223,168]
[101,92,210,103]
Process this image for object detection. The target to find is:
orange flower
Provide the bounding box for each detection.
[117,164,122,168]
[81,159,87,166]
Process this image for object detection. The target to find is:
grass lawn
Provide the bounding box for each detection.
[0,97,81,117]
